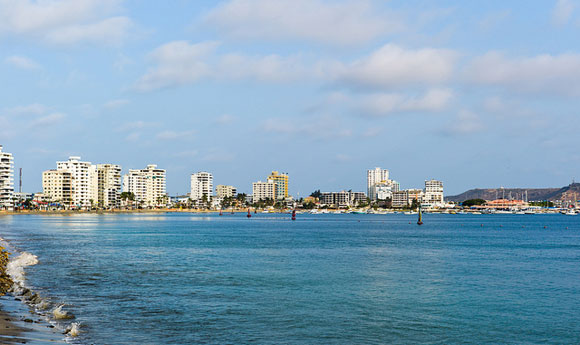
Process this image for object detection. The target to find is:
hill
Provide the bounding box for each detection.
[446,183,580,202]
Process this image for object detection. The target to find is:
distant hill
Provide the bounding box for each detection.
[446,183,580,202]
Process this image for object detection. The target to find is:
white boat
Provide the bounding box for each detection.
[565,210,577,216]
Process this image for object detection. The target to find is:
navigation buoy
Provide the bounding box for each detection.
[291,209,296,221]
[247,209,252,218]
[219,209,223,216]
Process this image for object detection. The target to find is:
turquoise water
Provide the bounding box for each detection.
[1,213,579,344]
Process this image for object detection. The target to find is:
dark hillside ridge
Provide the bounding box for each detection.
[446,183,580,202]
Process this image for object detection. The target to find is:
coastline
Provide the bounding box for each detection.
[0,245,67,344]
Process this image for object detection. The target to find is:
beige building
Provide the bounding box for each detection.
[392,189,424,208]
[0,145,14,209]
[423,179,444,207]
[44,156,98,208]
[252,180,275,201]
[123,164,166,207]
[42,170,73,207]
[216,185,237,198]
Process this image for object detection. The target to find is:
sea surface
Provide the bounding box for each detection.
[0,212,579,344]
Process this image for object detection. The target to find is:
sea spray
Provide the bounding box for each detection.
[6,252,39,284]
[66,322,81,337]
[53,304,75,320]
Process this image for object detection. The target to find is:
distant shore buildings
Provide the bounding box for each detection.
[0,146,14,209]
[190,172,213,202]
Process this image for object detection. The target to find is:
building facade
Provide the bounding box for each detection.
[267,171,288,200]
[320,191,367,207]
[392,189,424,208]
[216,185,237,198]
[252,181,276,201]
[42,170,73,207]
[423,179,444,207]
[190,172,213,201]
[54,156,98,208]
[367,167,392,201]
[123,164,166,208]
[0,146,14,209]
[97,164,122,209]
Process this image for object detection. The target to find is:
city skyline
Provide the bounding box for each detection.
[2,1,580,196]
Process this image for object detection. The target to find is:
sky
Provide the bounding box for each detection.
[1,0,580,196]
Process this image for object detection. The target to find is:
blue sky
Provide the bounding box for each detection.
[1,0,580,196]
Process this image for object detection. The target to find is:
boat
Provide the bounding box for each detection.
[565,210,577,216]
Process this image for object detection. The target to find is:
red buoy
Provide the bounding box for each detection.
[247,209,252,218]
[292,209,296,221]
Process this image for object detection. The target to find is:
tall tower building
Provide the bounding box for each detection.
[97,164,122,208]
[190,172,213,201]
[367,167,390,200]
[424,179,444,206]
[123,164,166,207]
[0,145,14,209]
[267,171,288,200]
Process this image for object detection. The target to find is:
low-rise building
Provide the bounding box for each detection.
[392,189,423,208]
[320,191,367,207]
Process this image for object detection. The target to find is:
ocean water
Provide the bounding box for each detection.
[0,213,579,344]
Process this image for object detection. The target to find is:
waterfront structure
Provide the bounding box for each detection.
[370,182,394,200]
[0,146,14,209]
[423,179,444,207]
[252,180,276,201]
[42,169,73,207]
[216,185,237,198]
[320,191,367,208]
[123,164,166,207]
[190,172,214,201]
[53,156,98,208]
[367,167,389,199]
[97,164,122,208]
[392,189,424,208]
[267,171,289,200]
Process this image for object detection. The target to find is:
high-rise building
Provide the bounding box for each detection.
[367,167,390,201]
[216,185,237,198]
[190,172,213,201]
[123,164,166,207]
[423,179,444,207]
[252,180,276,201]
[42,170,73,207]
[55,156,98,208]
[267,171,288,200]
[97,164,122,208]
[0,145,14,209]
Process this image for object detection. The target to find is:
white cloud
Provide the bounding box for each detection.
[337,44,457,89]
[4,55,41,70]
[356,88,454,116]
[134,41,309,91]
[465,51,580,96]
[203,0,401,46]
[552,0,575,26]
[135,41,217,91]
[28,112,66,128]
[155,130,195,140]
[103,99,130,109]
[0,0,132,45]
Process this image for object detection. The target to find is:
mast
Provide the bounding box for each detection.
[417,204,423,225]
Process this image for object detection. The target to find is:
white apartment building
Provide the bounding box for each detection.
[42,170,73,207]
[55,156,98,208]
[190,172,213,201]
[0,145,14,209]
[216,185,237,198]
[423,179,444,207]
[252,180,275,201]
[97,164,122,209]
[367,167,391,201]
[123,164,166,208]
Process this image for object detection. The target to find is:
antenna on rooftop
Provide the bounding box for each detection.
[19,168,22,193]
